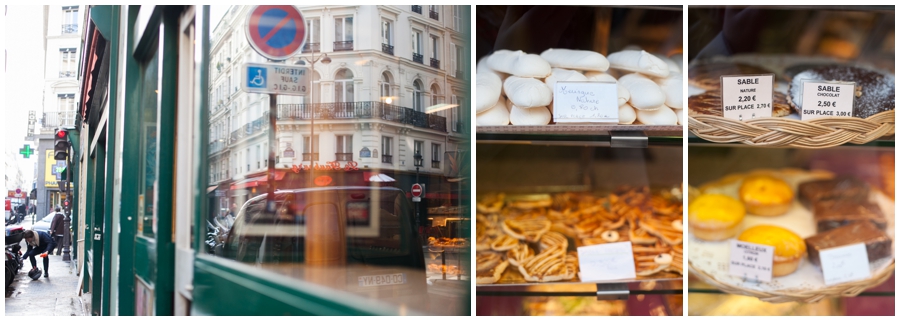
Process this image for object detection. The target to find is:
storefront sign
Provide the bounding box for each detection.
[819,243,871,286]
[720,74,774,121]
[553,82,618,123]
[800,81,855,120]
[577,241,637,281]
[729,240,774,282]
[290,160,359,173]
[314,175,333,186]
[44,150,72,188]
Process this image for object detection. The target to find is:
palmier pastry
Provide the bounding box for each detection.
[789,65,894,118]
[502,218,552,243]
[688,62,775,90]
[476,252,503,274]
[507,243,535,267]
[476,193,505,214]
[518,245,568,282]
[491,234,519,251]
[633,244,673,276]
[564,252,579,280]
[539,231,569,252]
[476,253,510,284]
[639,217,683,245]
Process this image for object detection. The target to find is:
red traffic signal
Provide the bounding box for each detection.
[54,128,70,160]
[56,129,68,138]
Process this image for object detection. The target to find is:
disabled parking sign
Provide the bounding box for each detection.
[247,66,267,88]
[245,5,307,61]
[241,62,309,96]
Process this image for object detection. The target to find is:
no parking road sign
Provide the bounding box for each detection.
[245,5,307,61]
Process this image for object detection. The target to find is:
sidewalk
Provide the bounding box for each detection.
[5,224,86,316]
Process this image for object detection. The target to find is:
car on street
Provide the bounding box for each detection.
[32,214,54,234]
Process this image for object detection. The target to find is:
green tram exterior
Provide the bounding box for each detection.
[70,5,470,315]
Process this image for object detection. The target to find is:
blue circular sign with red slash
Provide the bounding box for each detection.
[245,5,307,61]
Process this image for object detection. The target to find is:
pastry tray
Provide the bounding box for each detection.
[688,168,895,303]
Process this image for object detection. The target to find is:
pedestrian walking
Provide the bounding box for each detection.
[22,229,57,278]
[50,206,66,255]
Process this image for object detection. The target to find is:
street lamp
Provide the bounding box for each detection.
[414,152,423,230]
[296,53,331,187]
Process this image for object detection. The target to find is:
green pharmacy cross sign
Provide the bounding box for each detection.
[19,144,34,159]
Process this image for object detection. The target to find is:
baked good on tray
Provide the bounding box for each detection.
[788,65,895,119]
[805,221,892,267]
[812,200,887,233]
[737,225,807,277]
[797,177,870,210]
[688,194,746,241]
[739,175,794,216]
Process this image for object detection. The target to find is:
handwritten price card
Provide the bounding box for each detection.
[577,241,637,281]
[800,81,856,120]
[553,81,618,123]
[729,240,774,283]
[819,243,871,286]
[720,74,774,121]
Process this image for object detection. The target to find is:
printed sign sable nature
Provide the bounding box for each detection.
[553,82,618,123]
[720,74,774,121]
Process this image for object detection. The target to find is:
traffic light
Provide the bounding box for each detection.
[54,128,70,160]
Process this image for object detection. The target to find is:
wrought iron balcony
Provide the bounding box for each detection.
[277,101,448,132]
[382,43,394,55]
[411,5,422,14]
[429,10,439,20]
[59,71,76,78]
[42,111,77,128]
[430,58,440,69]
[228,113,269,143]
[382,155,393,164]
[302,42,320,53]
[334,41,353,51]
[61,24,78,34]
[432,160,440,168]
[335,153,353,161]
[302,153,319,161]
[413,53,423,64]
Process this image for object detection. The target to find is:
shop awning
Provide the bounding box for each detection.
[365,173,395,182]
[206,186,218,193]
[230,171,287,190]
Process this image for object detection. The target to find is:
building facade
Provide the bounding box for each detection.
[34,5,84,220]
[208,5,469,217]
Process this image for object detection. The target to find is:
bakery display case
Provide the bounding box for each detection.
[687,5,894,316]
[475,6,684,316]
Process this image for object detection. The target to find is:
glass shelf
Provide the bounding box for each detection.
[477,125,683,146]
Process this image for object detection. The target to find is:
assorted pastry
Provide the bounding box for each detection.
[689,172,893,278]
[475,186,684,284]
[476,48,683,126]
[687,57,895,119]
[427,237,469,248]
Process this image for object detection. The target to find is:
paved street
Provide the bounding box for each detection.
[5,216,86,316]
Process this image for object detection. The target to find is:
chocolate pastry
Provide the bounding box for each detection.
[805,221,892,268]
[813,201,887,233]
[688,91,791,117]
[688,62,776,90]
[797,177,870,210]
[789,66,895,118]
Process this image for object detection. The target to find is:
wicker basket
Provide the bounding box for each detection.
[689,260,895,303]
[688,110,894,148]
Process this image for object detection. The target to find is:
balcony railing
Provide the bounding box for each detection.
[335,153,353,161]
[432,160,440,168]
[229,113,269,143]
[411,5,422,14]
[382,43,394,55]
[302,153,319,161]
[429,10,439,20]
[302,42,320,53]
[59,71,76,78]
[413,53,423,64]
[61,24,78,34]
[277,101,448,132]
[42,111,77,128]
[334,41,353,51]
[208,140,226,154]
[382,155,393,164]
[430,58,440,69]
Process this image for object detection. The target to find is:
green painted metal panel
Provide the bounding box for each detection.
[116,5,141,316]
[67,128,81,260]
[100,5,121,315]
[90,146,105,315]
[134,235,156,282]
[193,5,210,255]
[192,256,399,316]
[90,5,114,41]
[150,8,182,316]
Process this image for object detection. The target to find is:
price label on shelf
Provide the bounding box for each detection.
[729,240,774,283]
[720,74,775,121]
[800,81,856,120]
[553,81,619,123]
[577,241,636,281]
[819,243,871,286]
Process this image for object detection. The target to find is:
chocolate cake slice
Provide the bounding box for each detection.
[797,177,870,210]
[813,201,886,233]
[805,221,892,268]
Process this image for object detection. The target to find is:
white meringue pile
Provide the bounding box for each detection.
[476,48,683,126]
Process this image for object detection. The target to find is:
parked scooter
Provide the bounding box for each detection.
[5,225,25,288]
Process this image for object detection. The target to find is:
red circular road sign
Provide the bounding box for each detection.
[411,184,423,197]
[245,5,307,61]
